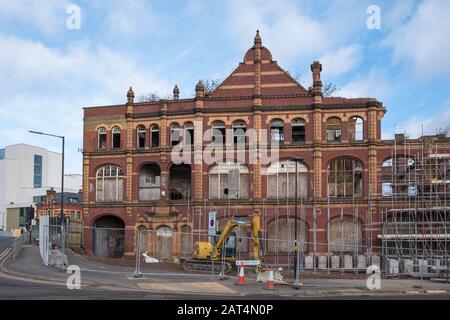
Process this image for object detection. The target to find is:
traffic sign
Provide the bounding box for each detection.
[208,211,216,236]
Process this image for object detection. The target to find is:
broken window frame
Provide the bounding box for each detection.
[150,124,159,148]
[291,118,306,143]
[212,120,226,145]
[139,163,161,201]
[208,162,249,199]
[136,125,146,149]
[98,127,107,150]
[326,117,342,142]
[270,119,284,142]
[112,126,121,149]
[170,123,181,147]
[184,122,194,146]
[327,158,363,198]
[266,160,308,199]
[96,165,124,202]
[232,120,246,146]
[349,116,363,142]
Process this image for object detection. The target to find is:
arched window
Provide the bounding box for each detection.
[291,118,305,142]
[156,226,173,260]
[232,120,246,145]
[266,160,308,199]
[170,123,180,146]
[96,165,124,202]
[266,217,306,253]
[98,127,107,150]
[112,126,121,149]
[270,119,284,142]
[381,156,416,197]
[209,162,249,199]
[212,120,226,144]
[139,163,161,201]
[327,158,363,197]
[329,216,362,253]
[150,124,159,147]
[136,125,146,148]
[169,164,191,200]
[326,117,341,142]
[349,117,363,141]
[184,122,194,146]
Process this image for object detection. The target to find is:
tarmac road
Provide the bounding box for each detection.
[0,237,13,255]
[1,274,449,300]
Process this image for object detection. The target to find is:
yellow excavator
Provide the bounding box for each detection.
[182,215,263,273]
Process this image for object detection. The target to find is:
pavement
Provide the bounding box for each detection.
[1,244,450,299]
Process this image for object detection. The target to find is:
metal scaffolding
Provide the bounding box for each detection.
[377,137,449,279]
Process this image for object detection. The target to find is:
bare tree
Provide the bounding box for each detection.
[323,81,340,97]
[137,91,172,102]
[436,124,450,136]
[203,79,221,95]
[137,91,161,102]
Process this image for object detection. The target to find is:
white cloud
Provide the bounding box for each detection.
[319,44,362,79]
[391,107,450,139]
[0,34,171,172]
[338,69,391,100]
[383,0,450,81]
[102,0,161,40]
[0,0,71,34]
[383,0,415,29]
[226,0,329,63]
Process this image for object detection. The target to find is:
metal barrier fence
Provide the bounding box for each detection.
[133,228,379,282]
[11,234,25,260]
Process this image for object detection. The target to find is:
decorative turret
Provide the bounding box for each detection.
[254,29,262,47]
[127,86,135,104]
[310,61,323,97]
[195,80,205,99]
[173,84,179,101]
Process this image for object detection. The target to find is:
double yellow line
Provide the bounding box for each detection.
[0,247,12,262]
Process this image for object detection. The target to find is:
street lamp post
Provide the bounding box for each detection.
[291,157,303,289]
[29,131,65,240]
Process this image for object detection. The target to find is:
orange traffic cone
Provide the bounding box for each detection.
[236,262,245,285]
[265,267,275,290]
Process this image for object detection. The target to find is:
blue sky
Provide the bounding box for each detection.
[0,0,449,174]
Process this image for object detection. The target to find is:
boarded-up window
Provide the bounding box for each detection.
[266,217,306,253]
[328,216,362,253]
[180,225,193,258]
[139,164,161,201]
[96,165,124,202]
[209,162,249,199]
[157,226,173,260]
[266,160,308,199]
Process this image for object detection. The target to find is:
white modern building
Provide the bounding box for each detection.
[0,144,82,230]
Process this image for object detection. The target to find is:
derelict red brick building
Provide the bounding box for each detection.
[82,31,450,263]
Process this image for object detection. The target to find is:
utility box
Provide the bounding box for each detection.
[403,259,414,274]
[344,255,353,270]
[318,256,327,270]
[331,255,340,269]
[305,256,314,269]
[357,255,366,270]
[388,259,399,274]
